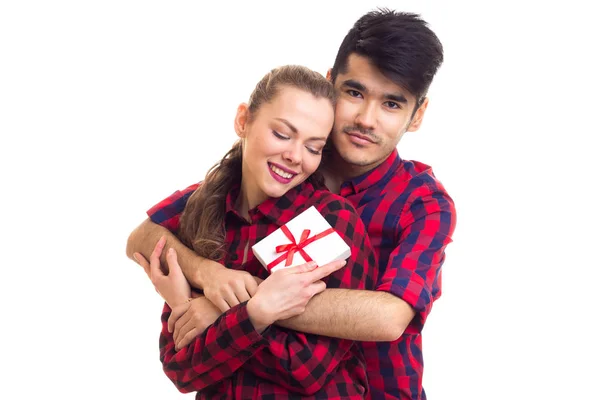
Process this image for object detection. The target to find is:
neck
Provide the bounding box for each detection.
[325,149,371,180]
[320,164,344,194]
[238,168,267,220]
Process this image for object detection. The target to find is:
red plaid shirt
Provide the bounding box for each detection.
[147,181,378,399]
[339,150,456,400]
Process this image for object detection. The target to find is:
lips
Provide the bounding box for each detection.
[345,130,375,143]
[269,162,298,175]
[268,162,298,184]
[346,131,376,146]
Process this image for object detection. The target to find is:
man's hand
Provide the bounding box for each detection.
[247,259,346,331]
[202,265,260,312]
[167,296,222,351]
[133,236,191,308]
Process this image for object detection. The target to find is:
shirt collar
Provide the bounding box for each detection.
[225,181,315,225]
[340,149,402,195]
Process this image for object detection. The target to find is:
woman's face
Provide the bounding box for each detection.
[235,85,334,210]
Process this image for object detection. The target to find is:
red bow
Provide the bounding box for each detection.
[266,225,335,271]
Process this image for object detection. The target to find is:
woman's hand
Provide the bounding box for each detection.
[246,259,346,332]
[202,266,260,312]
[133,236,191,308]
[168,296,222,351]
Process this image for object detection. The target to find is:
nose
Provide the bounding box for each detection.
[283,142,302,165]
[355,101,377,130]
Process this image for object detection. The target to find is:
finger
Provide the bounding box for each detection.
[286,261,318,274]
[213,297,231,313]
[222,288,240,309]
[309,280,327,297]
[174,317,197,346]
[233,280,254,303]
[168,302,190,333]
[176,327,200,351]
[233,288,251,303]
[165,247,181,275]
[307,259,346,282]
[133,252,151,278]
[245,276,259,297]
[173,308,193,339]
[150,236,167,279]
[252,276,264,286]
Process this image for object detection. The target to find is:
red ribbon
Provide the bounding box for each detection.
[266,225,335,271]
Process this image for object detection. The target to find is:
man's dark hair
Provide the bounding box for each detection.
[331,9,444,107]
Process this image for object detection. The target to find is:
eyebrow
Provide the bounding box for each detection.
[342,79,408,104]
[275,118,297,134]
[275,118,327,142]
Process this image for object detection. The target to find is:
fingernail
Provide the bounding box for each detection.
[133,253,139,263]
[168,248,174,255]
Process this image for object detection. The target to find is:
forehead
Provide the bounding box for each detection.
[258,86,334,129]
[336,53,416,104]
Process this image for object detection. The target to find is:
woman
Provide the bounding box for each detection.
[137,65,378,399]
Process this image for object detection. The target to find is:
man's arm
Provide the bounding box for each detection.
[126,218,214,289]
[276,289,415,341]
[127,219,258,306]
[129,221,414,342]
[279,186,456,341]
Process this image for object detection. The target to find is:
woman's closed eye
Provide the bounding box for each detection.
[305,146,322,155]
[272,130,290,140]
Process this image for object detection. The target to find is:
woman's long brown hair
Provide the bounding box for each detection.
[178,65,336,261]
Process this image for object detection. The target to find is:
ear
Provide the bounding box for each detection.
[407,97,429,132]
[326,68,333,82]
[234,103,250,138]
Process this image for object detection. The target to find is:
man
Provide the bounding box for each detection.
[128,9,456,399]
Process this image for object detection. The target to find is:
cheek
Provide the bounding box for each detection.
[377,120,401,143]
[335,101,354,125]
[302,156,322,176]
[248,135,277,158]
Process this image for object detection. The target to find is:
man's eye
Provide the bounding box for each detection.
[272,130,289,140]
[347,90,362,98]
[384,101,401,109]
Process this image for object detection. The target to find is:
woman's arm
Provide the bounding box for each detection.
[239,198,379,394]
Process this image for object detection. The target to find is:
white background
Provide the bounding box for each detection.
[1,1,598,399]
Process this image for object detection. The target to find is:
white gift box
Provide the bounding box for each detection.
[252,206,351,273]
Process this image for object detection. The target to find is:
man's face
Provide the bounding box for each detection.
[330,53,428,177]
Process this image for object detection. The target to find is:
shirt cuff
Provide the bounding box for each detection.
[226,301,270,352]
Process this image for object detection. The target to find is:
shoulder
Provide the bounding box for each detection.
[383,159,454,211]
[310,189,359,215]
[145,182,201,231]
[308,190,366,235]
[385,160,455,231]
[146,182,202,224]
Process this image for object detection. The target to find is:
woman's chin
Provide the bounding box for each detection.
[262,182,291,199]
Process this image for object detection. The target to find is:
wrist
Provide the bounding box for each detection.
[247,297,272,333]
[195,259,225,289]
[168,296,192,309]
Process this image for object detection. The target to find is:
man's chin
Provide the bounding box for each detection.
[338,150,374,168]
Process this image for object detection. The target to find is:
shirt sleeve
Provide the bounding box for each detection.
[376,184,456,331]
[159,301,268,393]
[146,183,200,232]
[238,198,378,395]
